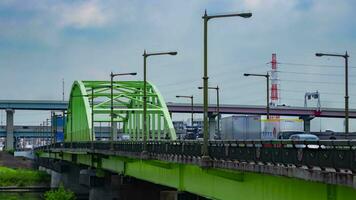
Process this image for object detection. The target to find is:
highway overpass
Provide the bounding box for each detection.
[1,100,355,118]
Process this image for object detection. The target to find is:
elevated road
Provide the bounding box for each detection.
[168,102,356,118]
[0,100,67,110]
[1,100,355,118]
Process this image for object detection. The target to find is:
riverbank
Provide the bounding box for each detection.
[0,166,50,187]
[0,151,34,169]
[0,151,51,199]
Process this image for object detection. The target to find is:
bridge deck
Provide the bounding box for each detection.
[36,141,356,200]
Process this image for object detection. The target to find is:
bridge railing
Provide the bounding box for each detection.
[35,140,356,172]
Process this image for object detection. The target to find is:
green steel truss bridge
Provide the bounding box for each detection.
[36,80,356,200]
[66,80,176,141]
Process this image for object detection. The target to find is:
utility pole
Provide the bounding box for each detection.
[244,73,270,119]
[110,72,137,148]
[142,50,177,152]
[316,52,349,134]
[202,10,252,158]
[176,95,194,127]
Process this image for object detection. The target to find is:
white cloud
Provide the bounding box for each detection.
[55,1,111,29]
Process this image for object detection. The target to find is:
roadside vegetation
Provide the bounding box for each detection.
[44,185,76,200]
[0,166,50,186]
[0,192,41,200]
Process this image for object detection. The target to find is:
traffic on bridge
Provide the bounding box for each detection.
[1,1,355,200]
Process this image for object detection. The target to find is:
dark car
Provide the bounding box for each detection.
[184,133,197,140]
[277,131,305,139]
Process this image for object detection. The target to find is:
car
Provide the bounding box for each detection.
[118,134,131,141]
[289,133,319,149]
[184,133,197,140]
[278,131,305,139]
[289,133,319,141]
[196,133,204,141]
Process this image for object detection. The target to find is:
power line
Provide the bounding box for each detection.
[279,89,346,96]
[157,62,267,89]
[280,79,356,85]
[278,62,356,69]
[283,97,356,105]
[254,98,354,107]
[278,70,356,77]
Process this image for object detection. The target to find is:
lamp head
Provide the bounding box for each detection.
[315,53,323,57]
[243,73,250,76]
[239,13,252,18]
[198,87,203,89]
[130,72,137,76]
[168,52,178,56]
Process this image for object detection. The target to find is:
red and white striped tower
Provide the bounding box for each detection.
[270,53,279,107]
[269,54,280,138]
[262,53,281,139]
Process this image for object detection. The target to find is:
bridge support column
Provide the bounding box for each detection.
[160,191,203,200]
[208,113,216,140]
[112,122,118,141]
[39,161,89,198]
[50,170,63,188]
[59,164,89,197]
[300,116,314,134]
[80,169,120,200]
[5,109,14,150]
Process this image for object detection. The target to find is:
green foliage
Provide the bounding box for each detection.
[0,192,41,200]
[5,149,14,155]
[44,185,76,200]
[0,166,50,186]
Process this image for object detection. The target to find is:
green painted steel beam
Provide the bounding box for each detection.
[38,151,356,200]
[65,80,176,141]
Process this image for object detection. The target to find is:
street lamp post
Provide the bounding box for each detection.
[40,123,43,146]
[202,10,252,158]
[42,122,45,146]
[315,52,350,134]
[142,50,177,153]
[244,73,270,119]
[91,87,94,149]
[51,112,55,145]
[176,95,194,127]
[198,86,220,138]
[110,72,137,147]
[46,118,50,145]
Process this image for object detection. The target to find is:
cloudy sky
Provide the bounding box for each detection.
[0,0,355,131]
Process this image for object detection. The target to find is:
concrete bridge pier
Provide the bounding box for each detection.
[57,164,89,197]
[79,169,120,200]
[5,109,14,150]
[50,170,62,188]
[300,115,314,133]
[38,163,90,198]
[39,158,207,200]
[160,191,207,200]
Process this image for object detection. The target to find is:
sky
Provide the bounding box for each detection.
[0,0,356,131]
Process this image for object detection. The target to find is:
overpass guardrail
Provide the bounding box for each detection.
[35,140,356,172]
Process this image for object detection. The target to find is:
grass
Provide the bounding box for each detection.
[0,192,42,200]
[0,166,50,186]
[44,185,76,200]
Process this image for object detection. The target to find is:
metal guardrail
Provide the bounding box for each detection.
[36,140,356,172]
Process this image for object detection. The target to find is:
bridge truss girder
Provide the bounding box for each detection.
[65,80,176,141]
